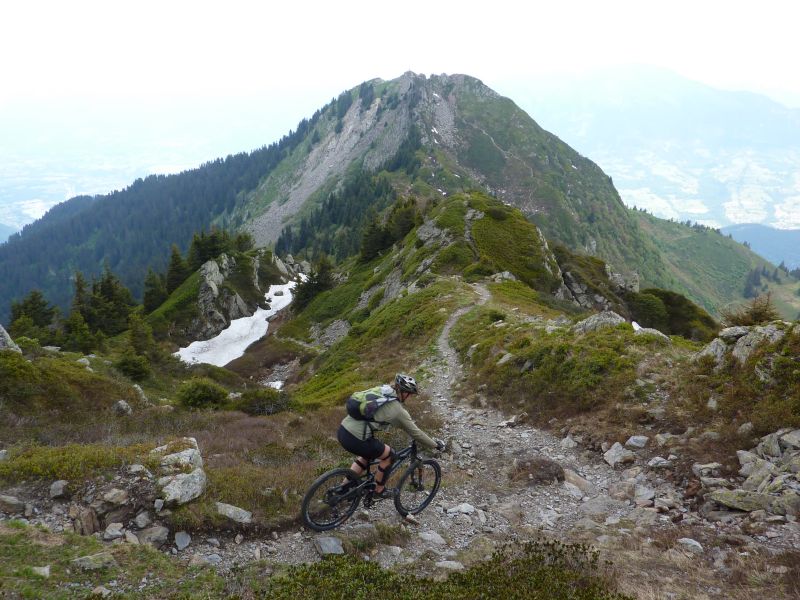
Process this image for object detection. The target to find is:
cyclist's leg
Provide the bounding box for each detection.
[375,444,394,493]
[349,457,369,477]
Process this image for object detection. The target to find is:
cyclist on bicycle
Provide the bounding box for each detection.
[337,373,444,499]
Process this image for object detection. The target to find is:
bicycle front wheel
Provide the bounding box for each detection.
[394,459,441,516]
[301,468,361,531]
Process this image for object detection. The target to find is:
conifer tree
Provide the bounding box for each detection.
[166,245,190,294]
[143,268,167,312]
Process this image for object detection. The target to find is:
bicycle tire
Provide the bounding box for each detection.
[394,459,441,516]
[301,468,362,531]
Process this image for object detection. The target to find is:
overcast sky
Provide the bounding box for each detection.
[4,0,799,106]
[2,0,799,228]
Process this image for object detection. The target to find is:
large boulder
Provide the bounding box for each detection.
[731,323,787,364]
[572,311,626,335]
[158,469,207,506]
[707,489,773,512]
[603,442,635,467]
[0,324,21,353]
[0,494,25,514]
[694,338,727,370]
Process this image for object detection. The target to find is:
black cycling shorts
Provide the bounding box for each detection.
[337,425,386,460]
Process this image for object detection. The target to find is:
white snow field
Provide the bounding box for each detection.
[175,280,298,367]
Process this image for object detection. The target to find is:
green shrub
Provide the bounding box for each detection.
[0,444,151,482]
[626,292,669,331]
[177,377,228,409]
[263,540,631,599]
[115,352,151,381]
[230,388,290,415]
[721,293,781,326]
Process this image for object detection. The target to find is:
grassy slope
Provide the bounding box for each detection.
[635,211,800,318]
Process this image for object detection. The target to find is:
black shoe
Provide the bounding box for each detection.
[373,488,396,500]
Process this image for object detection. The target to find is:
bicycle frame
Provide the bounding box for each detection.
[345,441,421,502]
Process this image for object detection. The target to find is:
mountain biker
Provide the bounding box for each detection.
[337,373,444,499]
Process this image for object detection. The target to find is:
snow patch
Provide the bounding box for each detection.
[175,280,299,367]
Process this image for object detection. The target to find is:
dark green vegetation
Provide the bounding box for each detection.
[262,541,631,600]
[0,112,322,322]
[0,522,628,600]
[625,288,718,341]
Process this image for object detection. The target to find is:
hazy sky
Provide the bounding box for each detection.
[4,0,799,106]
[2,0,799,229]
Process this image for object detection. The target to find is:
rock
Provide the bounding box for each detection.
[160,448,204,471]
[124,531,139,545]
[563,481,585,499]
[189,554,211,568]
[756,433,783,459]
[49,480,70,499]
[158,468,207,506]
[91,586,112,598]
[207,553,222,565]
[137,525,170,547]
[235,533,244,544]
[175,531,191,551]
[608,481,635,501]
[719,326,751,342]
[563,469,595,493]
[134,511,152,529]
[625,435,649,449]
[737,422,754,437]
[73,507,100,535]
[742,461,778,491]
[701,477,730,490]
[496,352,514,366]
[732,323,786,364]
[654,433,675,447]
[677,538,704,554]
[603,442,635,467]
[0,323,22,352]
[579,496,627,521]
[72,552,118,570]
[708,489,773,512]
[706,396,718,411]
[634,327,671,342]
[692,462,722,478]
[215,501,253,524]
[31,565,50,578]
[628,507,659,527]
[103,522,125,541]
[0,494,25,514]
[419,531,446,545]
[447,503,475,515]
[647,456,673,469]
[770,492,800,516]
[572,311,626,335]
[102,488,129,505]
[634,485,655,507]
[435,561,464,570]
[560,435,578,449]
[313,536,344,556]
[694,338,727,369]
[780,430,800,450]
[112,399,132,416]
[0,449,8,461]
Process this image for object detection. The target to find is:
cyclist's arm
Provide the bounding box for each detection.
[391,404,437,449]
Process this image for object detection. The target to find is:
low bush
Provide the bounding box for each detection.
[721,293,781,326]
[229,388,290,415]
[263,540,630,599]
[0,443,152,483]
[115,352,151,381]
[176,377,228,409]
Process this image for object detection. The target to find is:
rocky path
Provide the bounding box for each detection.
[203,282,690,572]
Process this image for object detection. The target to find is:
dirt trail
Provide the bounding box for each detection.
[211,282,667,570]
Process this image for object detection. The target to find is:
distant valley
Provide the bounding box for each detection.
[722,223,800,269]
[505,66,800,230]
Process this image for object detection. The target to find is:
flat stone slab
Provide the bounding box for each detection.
[313,536,344,556]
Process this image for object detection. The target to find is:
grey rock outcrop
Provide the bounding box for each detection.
[731,323,787,364]
[0,324,21,353]
[706,429,800,517]
[72,552,118,570]
[572,311,627,335]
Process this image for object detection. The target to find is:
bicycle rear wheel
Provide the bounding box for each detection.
[301,468,362,531]
[394,459,441,516]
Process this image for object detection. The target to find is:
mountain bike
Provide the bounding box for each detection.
[301,439,441,531]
